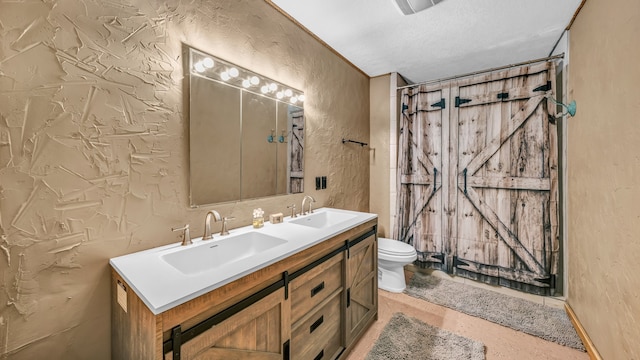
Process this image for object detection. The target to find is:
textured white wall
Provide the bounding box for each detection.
[568,0,640,358]
[0,0,369,358]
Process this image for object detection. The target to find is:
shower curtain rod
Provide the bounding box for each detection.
[397,53,564,90]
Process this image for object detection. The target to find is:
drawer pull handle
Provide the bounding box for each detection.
[310,282,325,297]
[310,315,324,333]
[314,349,324,360]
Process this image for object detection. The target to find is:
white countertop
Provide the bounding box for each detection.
[109,207,377,315]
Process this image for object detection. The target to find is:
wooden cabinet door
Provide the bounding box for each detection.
[175,289,289,360]
[450,62,558,295]
[395,83,449,270]
[345,233,377,346]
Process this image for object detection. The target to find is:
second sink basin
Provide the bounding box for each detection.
[161,232,287,275]
[289,210,357,229]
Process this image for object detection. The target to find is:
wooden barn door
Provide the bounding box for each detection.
[396,62,559,296]
[449,62,559,295]
[395,83,448,270]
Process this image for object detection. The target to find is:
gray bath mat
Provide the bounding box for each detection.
[405,273,585,351]
[366,312,485,360]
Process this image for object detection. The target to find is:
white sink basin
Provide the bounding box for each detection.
[289,210,357,229]
[161,232,287,275]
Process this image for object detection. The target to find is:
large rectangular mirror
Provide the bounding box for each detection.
[187,45,304,206]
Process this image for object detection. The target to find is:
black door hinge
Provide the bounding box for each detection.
[455,96,471,107]
[497,92,509,100]
[430,98,445,109]
[533,81,551,92]
[535,274,556,288]
[430,253,445,263]
[453,256,469,268]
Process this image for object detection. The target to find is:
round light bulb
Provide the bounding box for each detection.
[194,62,205,73]
[250,76,259,85]
[229,67,239,77]
[269,83,277,91]
[276,91,284,99]
[298,94,305,102]
[290,96,298,104]
[242,79,251,88]
[284,89,293,97]
[202,57,214,68]
[221,71,230,81]
[261,85,269,94]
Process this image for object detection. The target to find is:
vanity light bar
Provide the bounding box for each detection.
[189,47,304,105]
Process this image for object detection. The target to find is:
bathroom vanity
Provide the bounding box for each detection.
[110,208,377,359]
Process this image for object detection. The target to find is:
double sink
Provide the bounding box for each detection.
[162,209,357,275]
[110,207,370,314]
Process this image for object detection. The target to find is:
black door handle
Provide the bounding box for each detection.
[463,168,468,195]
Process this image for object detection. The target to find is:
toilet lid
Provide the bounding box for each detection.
[378,237,416,256]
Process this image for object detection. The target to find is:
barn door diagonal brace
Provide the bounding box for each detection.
[462,186,546,275]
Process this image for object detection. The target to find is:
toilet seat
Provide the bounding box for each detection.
[378,238,417,263]
[378,237,415,256]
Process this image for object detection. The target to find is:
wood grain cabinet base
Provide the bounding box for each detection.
[112,219,378,360]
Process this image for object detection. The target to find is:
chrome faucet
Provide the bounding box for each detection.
[202,210,222,240]
[301,195,316,215]
[172,224,192,246]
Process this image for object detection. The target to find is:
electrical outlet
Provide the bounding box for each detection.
[315,177,321,190]
[321,176,327,189]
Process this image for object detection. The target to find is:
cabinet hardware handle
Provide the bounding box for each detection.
[311,282,325,297]
[314,349,324,360]
[347,288,351,308]
[463,168,468,195]
[310,315,324,333]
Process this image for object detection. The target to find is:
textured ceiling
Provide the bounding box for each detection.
[270,0,581,83]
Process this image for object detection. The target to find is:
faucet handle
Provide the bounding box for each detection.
[172,224,192,246]
[220,217,234,236]
[287,204,297,218]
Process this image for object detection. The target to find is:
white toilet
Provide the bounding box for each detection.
[377,237,418,293]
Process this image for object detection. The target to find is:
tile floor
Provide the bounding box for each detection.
[345,276,589,360]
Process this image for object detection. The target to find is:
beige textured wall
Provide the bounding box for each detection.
[369,74,391,236]
[568,0,640,358]
[0,0,370,358]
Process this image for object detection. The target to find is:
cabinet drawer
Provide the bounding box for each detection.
[291,293,342,360]
[290,252,343,324]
